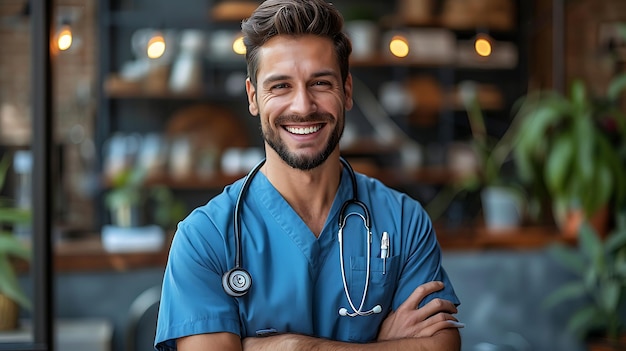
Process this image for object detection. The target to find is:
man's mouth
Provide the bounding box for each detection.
[284,124,323,135]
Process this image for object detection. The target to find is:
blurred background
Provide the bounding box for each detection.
[0,0,625,350]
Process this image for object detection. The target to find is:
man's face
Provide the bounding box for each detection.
[245,35,353,170]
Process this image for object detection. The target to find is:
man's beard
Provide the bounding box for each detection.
[262,112,344,170]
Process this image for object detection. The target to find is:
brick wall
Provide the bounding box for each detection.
[530,0,626,93]
[0,0,32,144]
[528,0,626,92]
[565,0,626,95]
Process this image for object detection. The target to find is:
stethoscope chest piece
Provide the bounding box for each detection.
[222,268,252,297]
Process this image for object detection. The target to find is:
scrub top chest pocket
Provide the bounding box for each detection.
[345,254,400,342]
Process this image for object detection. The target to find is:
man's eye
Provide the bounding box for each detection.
[313,81,330,86]
[272,83,289,89]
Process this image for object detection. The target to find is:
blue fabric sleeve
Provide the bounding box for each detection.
[393,194,460,310]
[154,205,242,350]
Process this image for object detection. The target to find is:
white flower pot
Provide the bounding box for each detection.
[481,186,524,232]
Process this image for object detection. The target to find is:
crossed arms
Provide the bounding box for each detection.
[177,281,463,351]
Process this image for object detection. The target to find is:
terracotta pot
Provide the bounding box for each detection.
[0,293,19,330]
[559,205,610,240]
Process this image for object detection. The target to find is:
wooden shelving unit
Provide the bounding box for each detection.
[12,225,565,273]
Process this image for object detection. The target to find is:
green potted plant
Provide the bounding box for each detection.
[0,153,32,330]
[104,166,185,230]
[513,73,626,236]
[426,81,526,230]
[543,212,626,349]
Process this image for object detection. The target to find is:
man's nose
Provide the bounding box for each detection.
[290,87,317,116]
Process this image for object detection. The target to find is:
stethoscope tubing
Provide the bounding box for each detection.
[338,211,375,316]
[233,159,266,268]
[229,157,381,316]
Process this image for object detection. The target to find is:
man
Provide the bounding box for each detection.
[155,0,463,350]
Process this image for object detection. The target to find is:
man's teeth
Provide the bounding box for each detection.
[285,125,321,135]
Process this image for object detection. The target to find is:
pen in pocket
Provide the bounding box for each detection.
[381,231,389,274]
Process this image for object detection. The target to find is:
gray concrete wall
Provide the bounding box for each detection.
[444,249,585,351]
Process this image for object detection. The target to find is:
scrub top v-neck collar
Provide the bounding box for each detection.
[251,167,353,271]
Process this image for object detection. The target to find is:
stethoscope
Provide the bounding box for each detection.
[221,157,382,318]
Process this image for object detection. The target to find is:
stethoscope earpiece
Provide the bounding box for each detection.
[222,268,252,297]
[338,304,382,317]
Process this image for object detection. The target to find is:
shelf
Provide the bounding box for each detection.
[103,73,246,100]
[379,166,470,186]
[350,55,518,70]
[101,165,471,191]
[103,11,214,29]
[435,225,570,250]
[54,234,171,271]
[10,225,566,273]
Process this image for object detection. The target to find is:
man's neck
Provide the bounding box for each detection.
[261,152,341,236]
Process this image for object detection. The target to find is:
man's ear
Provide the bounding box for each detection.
[246,78,259,116]
[344,73,353,111]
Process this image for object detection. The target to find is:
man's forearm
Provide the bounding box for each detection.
[243,328,461,351]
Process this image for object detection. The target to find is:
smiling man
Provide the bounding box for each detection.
[154,1,462,350]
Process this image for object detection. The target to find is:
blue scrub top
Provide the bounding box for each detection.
[155,166,459,350]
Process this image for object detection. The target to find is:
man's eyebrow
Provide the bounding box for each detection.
[261,70,339,88]
[311,70,338,79]
[262,74,291,88]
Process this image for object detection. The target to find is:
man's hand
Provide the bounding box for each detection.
[377,281,463,341]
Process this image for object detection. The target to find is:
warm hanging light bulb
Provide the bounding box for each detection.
[57,24,73,51]
[389,35,409,58]
[147,33,166,59]
[232,35,246,55]
[474,34,492,57]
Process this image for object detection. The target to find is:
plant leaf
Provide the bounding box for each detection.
[544,133,574,196]
[547,243,586,275]
[0,207,31,225]
[615,258,626,277]
[568,306,605,339]
[607,72,626,101]
[569,79,588,113]
[600,280,621,313]
[512,140,536,184]
[578,222,603,262]
[542,281,587,309]
[0,234,31,260]
[605,225,626,252]
[574,112,594,184]
[519,98,569,137]
[582,162,613,217]
[583,265,599,294]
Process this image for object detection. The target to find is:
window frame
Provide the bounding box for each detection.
[0,0,55,350]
